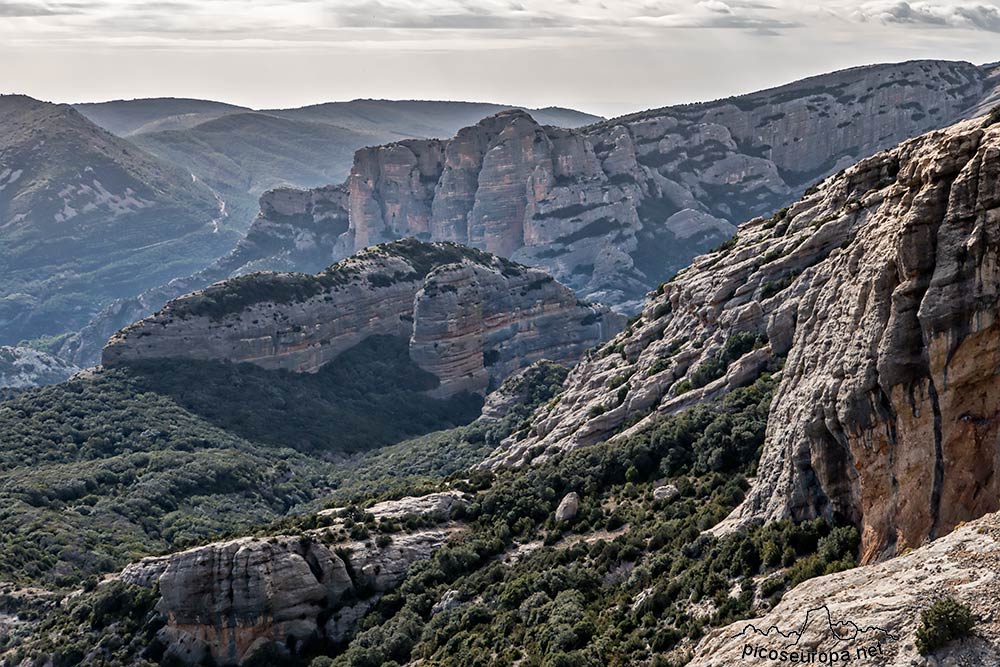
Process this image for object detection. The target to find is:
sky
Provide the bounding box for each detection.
[1,0,999,117]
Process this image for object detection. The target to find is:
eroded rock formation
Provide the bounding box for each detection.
[102,239,623,397]
[120,493,468,665]
[488,114,1000,562]
[65,61,998,366]
[239,61,997,308]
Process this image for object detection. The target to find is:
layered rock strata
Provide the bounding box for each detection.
[102,239,623,397]
[487,114,1000,562]
[66,61,997,366]
[120,493,467,665]
[236,60,995,310]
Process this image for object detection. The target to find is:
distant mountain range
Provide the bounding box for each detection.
[75,99,604,224]
[0,96,599,350]
[0,94,231,346]
[58,59,1000,366]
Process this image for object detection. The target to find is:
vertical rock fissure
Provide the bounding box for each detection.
[927,378,945,539]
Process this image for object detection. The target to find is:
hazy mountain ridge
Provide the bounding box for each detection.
[0,346,79,389]
[56,60,998,367]
[0,94,233,345]
[73,98,251,136]
[76,99,604,221]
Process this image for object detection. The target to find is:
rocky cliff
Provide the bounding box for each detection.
[63,60,997,367]
[102,239,622,397]
[226,60,996,311]
[487,112,1000,563]
[119,492,468,665]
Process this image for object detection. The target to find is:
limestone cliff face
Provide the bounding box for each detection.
[64,61,996,366]
[102,239,622,396]
[119,493,467,665]
[487,114,1000,562]
[243,60,994,311]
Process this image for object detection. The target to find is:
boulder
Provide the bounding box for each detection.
[556,492,580,522]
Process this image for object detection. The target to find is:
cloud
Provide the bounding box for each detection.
[629,1,801,33]
[330,0,580,30]
[853,1,1000,32]
[0,0,80,15]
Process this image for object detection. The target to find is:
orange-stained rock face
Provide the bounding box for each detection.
[487,115,1000,562]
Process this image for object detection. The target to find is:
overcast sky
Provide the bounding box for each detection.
[1,0,999,117]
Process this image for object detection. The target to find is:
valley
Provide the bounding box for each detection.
[2,46,1000,667]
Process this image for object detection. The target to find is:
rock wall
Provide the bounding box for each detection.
[102,239,623,396]
[65,61,996,366]
[487,114,1000,562]
[120,493,468,665]
[252,60,993,311]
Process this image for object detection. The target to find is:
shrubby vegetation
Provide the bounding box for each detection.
[320,374,858,667]
[0,336,481,587]
[168,239,518,320]
[915,596,976,655]
[124,336,482,453]
[1,355,859,667]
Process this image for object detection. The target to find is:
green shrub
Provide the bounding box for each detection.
[916,596,976,654]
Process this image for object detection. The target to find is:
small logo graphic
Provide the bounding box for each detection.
[733,604,898,663]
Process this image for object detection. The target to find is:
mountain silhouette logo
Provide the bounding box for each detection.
[732,605,898,663]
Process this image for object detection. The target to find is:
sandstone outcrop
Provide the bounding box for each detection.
[691,511,1000,666]
[102,239,623,397]
[487,114,1000,562]
[120,493,467,665]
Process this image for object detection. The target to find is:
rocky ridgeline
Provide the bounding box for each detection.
[62,61,997,367]
[119,492,468,665]
[488,113,1000,563]
[101,239,623,397]
[223,60,993,309]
